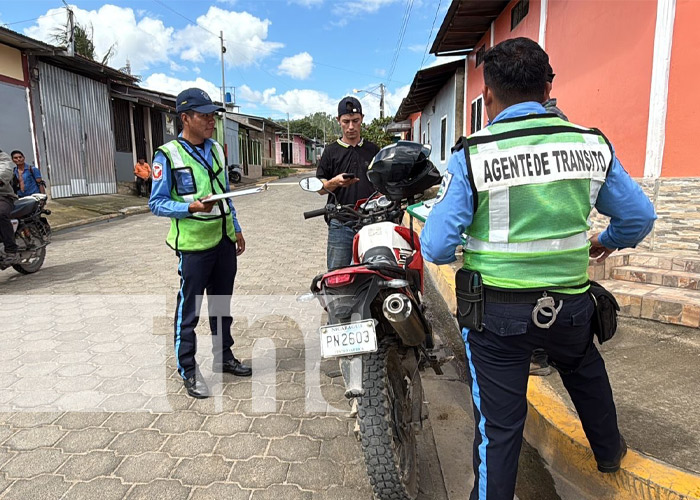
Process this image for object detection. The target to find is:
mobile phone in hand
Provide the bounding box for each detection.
[342,173,356,180]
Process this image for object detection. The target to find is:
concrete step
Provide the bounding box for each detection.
[611,265,700,290]
[626,252,700,272]
[598,279,700,328]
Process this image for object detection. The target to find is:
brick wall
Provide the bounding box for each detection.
[588,177,700,254]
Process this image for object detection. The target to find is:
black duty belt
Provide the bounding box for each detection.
[484,288,580,304]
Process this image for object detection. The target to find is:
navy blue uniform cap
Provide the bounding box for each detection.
[176,88,225,114]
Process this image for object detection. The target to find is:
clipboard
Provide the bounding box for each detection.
[201,192,238,202]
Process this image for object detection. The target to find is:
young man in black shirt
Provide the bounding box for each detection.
[316,96,379,269]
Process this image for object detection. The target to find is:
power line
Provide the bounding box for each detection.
[420,0,442,70]
[150,0,410,88]
[386,0,414,84]
[2,10,65,28]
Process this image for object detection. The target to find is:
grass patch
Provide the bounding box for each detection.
[262,167,296,178]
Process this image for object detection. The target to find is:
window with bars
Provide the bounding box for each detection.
[471,96,483,134]
[440,116,447,162]
[475,45,486,67]
[511,0,529,30]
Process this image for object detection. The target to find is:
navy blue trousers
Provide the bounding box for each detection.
[175,238,237,379]
[464,293,620,500]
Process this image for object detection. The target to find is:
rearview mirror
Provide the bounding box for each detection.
[299,177,324,192]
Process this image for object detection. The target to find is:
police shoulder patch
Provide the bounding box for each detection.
[152,163,163,181]
[434,171,453,205]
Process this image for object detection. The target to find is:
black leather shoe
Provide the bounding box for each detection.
[184,375,209,399]
[213,358,252,377]
[597,435,627,473]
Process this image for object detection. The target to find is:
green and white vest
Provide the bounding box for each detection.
[158,139,237,252]
[462,115,613,291]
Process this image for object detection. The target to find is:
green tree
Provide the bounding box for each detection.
[53,20,115,65]
[276,112,340,145]
[361,116,395,148]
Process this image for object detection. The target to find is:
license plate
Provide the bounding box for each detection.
[320,320,377,358]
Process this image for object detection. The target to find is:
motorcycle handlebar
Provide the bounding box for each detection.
[303,208,327,219]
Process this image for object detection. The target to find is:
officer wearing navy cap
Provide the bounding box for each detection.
[316,96,379,269]
[421,38,656,499]
[150,87,251,399]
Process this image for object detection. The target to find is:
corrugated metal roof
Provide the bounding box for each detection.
[395,59,464,121]
[430,0,510,55]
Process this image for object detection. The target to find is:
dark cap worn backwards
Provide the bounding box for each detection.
[338,96,362,117]
[176,88,225,114]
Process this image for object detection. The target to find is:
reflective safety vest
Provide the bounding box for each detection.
[158,139,237,251]
[461,115,613,291]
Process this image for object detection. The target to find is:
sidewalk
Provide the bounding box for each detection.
[409,217,700,500]
[48,175,280,232]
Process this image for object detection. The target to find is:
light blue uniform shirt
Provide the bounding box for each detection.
[420,102,656,265]
[149,138,241,233]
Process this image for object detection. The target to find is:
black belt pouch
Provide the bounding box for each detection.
[455,268,484,332]
[589,281,620,344]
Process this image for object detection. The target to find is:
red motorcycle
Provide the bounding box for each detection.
[300,142,444,500]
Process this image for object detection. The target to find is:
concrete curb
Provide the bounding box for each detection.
[425,258,700,500]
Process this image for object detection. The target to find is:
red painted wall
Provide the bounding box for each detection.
[545,0,656,177]
[662,0,700,177]
[465,0,542,132]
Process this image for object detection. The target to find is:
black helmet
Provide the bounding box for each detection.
[367,141,441,201]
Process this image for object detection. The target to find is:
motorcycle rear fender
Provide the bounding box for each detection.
[319,272,383,325]
[340,356,363,398]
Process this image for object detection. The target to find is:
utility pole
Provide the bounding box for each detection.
[287,112,291,164]
[62,0,74,56]
[219,31,227,158]
[379,83,385,119]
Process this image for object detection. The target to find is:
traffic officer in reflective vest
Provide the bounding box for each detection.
[150,88,252,399]
[420,38,656,500]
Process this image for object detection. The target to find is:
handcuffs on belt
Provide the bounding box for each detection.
[532,292,563,329]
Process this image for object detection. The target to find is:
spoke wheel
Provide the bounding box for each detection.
[358,339,419,500]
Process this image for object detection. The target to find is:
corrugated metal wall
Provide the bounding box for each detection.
[38,62,116,198]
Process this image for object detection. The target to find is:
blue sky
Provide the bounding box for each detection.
[1,0,456,121]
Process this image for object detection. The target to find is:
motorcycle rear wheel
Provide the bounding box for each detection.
[13,246,46,274]
[358,339,419,500]
[230,171,242,183]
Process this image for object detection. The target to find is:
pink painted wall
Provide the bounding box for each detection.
[546,0,656,177]
[662,0,700,177]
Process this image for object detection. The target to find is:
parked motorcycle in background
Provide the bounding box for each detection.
[228,164,243,184]
[0,193,51,274]
[299,142,446,500]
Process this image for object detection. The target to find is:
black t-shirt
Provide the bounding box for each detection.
[316,138,380,206]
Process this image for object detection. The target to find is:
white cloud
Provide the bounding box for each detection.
[237,85,336,119]
[215,0,238,5]
[351,84,410,121]
[24,5,173,73]
[289,0,323,5]
[173,7,283,67]
[142,73,221,102]
[333,0,400,15]
[236,83,410,122]
[277,52,314,80]
[374,68,386,77]
[22,5,283,73]
[169,61,187,72]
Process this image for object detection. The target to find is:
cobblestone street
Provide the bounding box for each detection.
[0,176,450,499]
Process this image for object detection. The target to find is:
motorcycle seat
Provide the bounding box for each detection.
[10,197,38,219]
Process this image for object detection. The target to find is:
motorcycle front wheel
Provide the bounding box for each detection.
[358,339,419,500]
[13,246,46,274]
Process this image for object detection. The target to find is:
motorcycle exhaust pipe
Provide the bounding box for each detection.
[382,293,425,346]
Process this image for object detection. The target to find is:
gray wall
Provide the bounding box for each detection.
[420,73,457,174]
[0,82,36,166]
[115,152,135,182]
